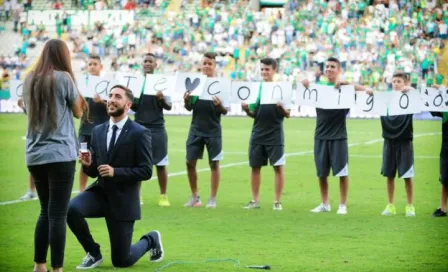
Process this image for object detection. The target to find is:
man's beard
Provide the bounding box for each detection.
[108,107,125,117]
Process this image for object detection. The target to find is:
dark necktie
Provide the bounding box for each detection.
[108,125,118,154]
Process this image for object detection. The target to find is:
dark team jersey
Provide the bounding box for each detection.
[78,97,109,136]
[314,82,349,140]
[380,114,413,140]
[188,96,222,137]
[132,94,171,129]
[249,88,286,145]
[315,108,349,140]
[431,112,448,156]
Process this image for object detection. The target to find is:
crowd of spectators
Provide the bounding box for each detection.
[1,0,447,93]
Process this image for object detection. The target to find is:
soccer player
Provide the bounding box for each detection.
[303,57,368,215]
[183,52,228,208]
[241,57,290,211]
[132,53,172,207]
[378,72,416,217]
[430,84,448,217]
[78,54,109,192]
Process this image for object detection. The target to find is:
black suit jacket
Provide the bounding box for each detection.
[83,118,153,221]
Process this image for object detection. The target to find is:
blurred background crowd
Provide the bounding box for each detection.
[0,0,447,94]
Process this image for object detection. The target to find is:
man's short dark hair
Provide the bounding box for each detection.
[203,52,217,60]
[88,54,101,63]
[393,71,410,82]
[326,57,341,68]
[260,57,278,70]
[110,84,134,102]
[144,53,156,58]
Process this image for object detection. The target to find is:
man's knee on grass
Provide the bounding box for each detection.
[112,255,131,268]
[156,165,166,172]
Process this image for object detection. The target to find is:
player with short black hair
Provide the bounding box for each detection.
[78,54,109,192]
[379,72,416,217]
[242,57,291,211]
[303,57,368,215]
[131,53,172,207]
[183,52,228,209]
[430,84,448,217]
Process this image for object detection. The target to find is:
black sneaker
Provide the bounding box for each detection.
[432,208,447,217]
[145,230,164,262]
[76,252,103,270]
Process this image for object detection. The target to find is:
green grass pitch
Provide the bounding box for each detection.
[0,114,447,271]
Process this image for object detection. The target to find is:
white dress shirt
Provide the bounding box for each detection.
[107,116,128,151]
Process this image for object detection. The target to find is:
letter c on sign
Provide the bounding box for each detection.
[207,81,220,95]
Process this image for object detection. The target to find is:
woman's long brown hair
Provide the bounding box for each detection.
[27,39,78,132]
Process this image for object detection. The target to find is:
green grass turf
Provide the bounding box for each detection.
[0,114,447,272]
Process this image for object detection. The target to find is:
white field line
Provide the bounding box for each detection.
[1,132,441,206]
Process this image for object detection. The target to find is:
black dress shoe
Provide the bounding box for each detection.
[433,208,447,217]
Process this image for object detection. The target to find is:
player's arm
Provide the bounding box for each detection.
[17,98,26,114]
[335,80,368,92]
[184,91,193,111]
[93,94,107,106]
[156,91,172,111]
[301,79,310,88]
[431,112,443,118]
[277,102,291,118]
[212,96,228,115]
[241,103,255,118]
[432,84,445,89]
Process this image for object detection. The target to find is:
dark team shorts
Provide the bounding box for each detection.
[249,144,285,168]
[440,155,448,186]
[381,139,414,179]
[79,134,92,149]
[314,139,349,178]
[149,128,169,166]
[186,134,222,162]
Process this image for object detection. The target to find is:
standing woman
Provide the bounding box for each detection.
[183,52,228,208]
[22,39,87,272]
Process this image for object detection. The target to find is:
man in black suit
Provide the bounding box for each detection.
[67,85,164,269]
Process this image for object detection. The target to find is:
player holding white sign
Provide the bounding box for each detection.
[429,85,448,217]
[242,58,291,211]
[183,52,228,209]
[303,57,368,215]
[78,54,109,192]
[379,72,416,217]
[131,53,172,207]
